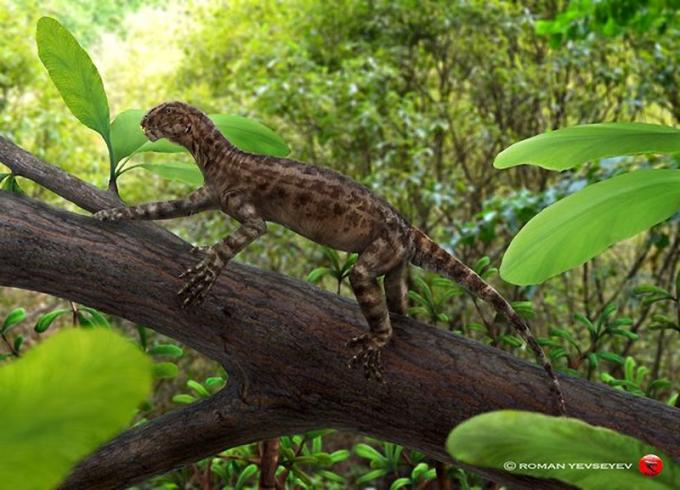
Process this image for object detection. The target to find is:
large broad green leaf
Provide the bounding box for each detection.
[110,109,146,165]
[209,114,290,156]
[0,328,152,490]
[447,410,680,490]
[112,109,290,157]
[501,169,680,285]
[36,17,110,144]
[494,123,680,171]
[139,162,204,186]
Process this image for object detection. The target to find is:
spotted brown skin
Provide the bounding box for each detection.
[94,101,566,413]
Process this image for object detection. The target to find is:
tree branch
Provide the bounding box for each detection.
[0,135,120,212]
[0,140,678,489]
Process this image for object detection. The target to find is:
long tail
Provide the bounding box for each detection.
[409,228,566,415]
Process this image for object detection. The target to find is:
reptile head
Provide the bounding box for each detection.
[141,101,205,145]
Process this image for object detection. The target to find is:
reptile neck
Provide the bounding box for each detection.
[189,122,240,174]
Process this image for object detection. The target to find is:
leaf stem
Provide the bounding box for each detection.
[1,332,19,357]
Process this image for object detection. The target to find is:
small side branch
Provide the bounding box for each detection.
[0,135,120,212]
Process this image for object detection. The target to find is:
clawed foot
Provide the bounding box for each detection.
[177,256,220,307]
[190,245,210,257]
[347,334,385,383]
[93,208,127,221]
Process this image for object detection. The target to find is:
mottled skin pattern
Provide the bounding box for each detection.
[94,102,566,414]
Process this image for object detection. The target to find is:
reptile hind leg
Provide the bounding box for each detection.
[347,236,407,381]
[384,260,409,315]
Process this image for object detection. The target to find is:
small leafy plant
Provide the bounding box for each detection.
[35,17,289,193]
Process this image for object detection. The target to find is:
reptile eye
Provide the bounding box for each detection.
[184,124,192,134]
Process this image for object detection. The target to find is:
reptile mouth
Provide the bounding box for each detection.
[142,126,160,142]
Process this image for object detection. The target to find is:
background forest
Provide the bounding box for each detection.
[1,0,679,488]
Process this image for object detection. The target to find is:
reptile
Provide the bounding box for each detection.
[94,101,566,414]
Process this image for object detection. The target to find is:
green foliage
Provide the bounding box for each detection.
[601,355,672,398]
[2,174,24,194]
[209,114,290,157]
[307,247,358,294]
[408,275,463,325]
[34,308,69,333]
[36,17,111,148]
[494,123,680,171]
[135,162,204,187]
[447,410,680,490]
[152,361,179,380]
[501,169,680,285]
[354,441,436,487]
[109,108,147,164]
[1,307,26,334]
[172,376,226,405]
[0,328,152,490]
[34,16,290,192]
[536,0,679,46]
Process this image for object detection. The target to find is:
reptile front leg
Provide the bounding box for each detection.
[93,186,217,221]
[178,210,266,307]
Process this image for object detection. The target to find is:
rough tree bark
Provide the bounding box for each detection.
[1,137,678,489]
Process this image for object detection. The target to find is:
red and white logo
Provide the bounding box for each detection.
[638,454,663,477]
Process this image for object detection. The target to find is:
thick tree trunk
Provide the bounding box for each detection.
[1,137,678,489]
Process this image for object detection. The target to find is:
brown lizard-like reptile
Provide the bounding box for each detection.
[94,101,566,414]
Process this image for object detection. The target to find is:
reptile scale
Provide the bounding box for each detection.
[94,101,566,414]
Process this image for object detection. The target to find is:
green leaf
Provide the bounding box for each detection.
[329,449,350,463]
[110,109,146,165]
[495,123,680,171]
[355,468,388,485]
[132,112,290,157]
[633,285,671,296]
[34,309,70,333]
[152,362,178,379]
[2,174,24,194]
[210,114,290,156]
[204,376,226,390]
[172,394,196,405]
[447,410,680,490]
[318,470,346,484]
[501,170,680,285]
[137,325,148,350]
[499,334,523,348]
[390,477,411,490]
[187,379,210,398]
[291,464,312,485]
[597,352,625,365]
[148,344,184,358]
[138,162,204,186]
[13,335,24,353]
[36,17,110,144]
[307,267,332,283]
[355,443,386,463]
[2,307,26,333]
[624,356,636,382]
[0,173,9,185]
[668,393,679,407]
[411,462,430,480]
[79,306,110,328]
[234,463,258,490]
[0,328,151,490]
[649,379,671,392]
